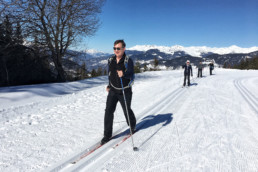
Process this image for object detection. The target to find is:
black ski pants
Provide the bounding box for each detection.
[183,74,190,86]
[197,69,202,77]
[210,68,212,75]
[104,90,136,138]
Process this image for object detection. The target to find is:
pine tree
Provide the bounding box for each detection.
[81,62,87,79]
[97,67,103,76]
[91,69,97,77]
[223,62,227,68]
[239,58,245,69]
[254,57,258,69]
[134,61,141,73]
[104,69,107,75]
[248,56,258,69]
[143,64,148,72]
[154,57,159,70]
[245,58,249,69]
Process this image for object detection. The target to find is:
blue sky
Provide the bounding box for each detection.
[80,0,258,53]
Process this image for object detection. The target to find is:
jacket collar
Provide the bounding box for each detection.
[115,53,126,63]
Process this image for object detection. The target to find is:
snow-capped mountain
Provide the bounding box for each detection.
[82,49,111,58]
[127,45,258,57]
[77,45,258,71]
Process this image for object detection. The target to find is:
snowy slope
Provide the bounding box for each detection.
[0,69,258,172]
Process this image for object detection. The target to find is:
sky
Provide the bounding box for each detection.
[77,0,258,53]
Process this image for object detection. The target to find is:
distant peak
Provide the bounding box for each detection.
[86,49,105,54]
[128,45,258,57]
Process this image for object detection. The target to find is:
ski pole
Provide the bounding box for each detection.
[120,77,138,151]
[179,68,183,86]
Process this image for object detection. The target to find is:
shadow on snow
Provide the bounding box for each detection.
[113,113,173,139]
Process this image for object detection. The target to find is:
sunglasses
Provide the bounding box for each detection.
[113,47,123,51]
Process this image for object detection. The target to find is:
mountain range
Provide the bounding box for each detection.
[69,45,258,71]
[127,45,258,57]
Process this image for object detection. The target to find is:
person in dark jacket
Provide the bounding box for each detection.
[101,40,136,145]
[182,60,193,86]
[208,61,214,75]
[197,61,203,78]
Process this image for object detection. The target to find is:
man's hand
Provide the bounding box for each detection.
[117,70,123,78]
[106,86,110,92]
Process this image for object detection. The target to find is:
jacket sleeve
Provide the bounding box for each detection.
[124,58,134,79]
[107,57,112,88]
[107,70,111,88]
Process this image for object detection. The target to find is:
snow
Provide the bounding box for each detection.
[1,69,258,172]
[128,45,258,57]
[82,49,111,58]
[99,59,108,65]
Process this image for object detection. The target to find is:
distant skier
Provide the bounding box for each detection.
[101,40,136,145]
[208,61,214,75]
[197,61,203,78]
[182,60,193,87]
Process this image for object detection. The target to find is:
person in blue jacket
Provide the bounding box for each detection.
[101,40,136,145]
[182,60,193,86]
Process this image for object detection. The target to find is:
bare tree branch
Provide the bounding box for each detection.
[1,0,105,81]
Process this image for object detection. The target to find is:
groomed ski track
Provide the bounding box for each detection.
[1,69,258,172]
[48,76,190,172]
[48,69,258,172]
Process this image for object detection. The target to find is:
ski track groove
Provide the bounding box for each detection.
[2,70,258,172]
[170,74,258,172]
[48,82,187,172]
[234,77,258,114]
[77,76,198,172]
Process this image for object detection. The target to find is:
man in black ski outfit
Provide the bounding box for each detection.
[182,60,193,86]
[101,40,136,145]
[208,61,214,75]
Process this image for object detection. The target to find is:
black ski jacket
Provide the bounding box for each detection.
[208,63,214,70]
[182,64,193,76]
[108,53,134,94]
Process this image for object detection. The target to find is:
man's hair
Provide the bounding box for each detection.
[114,40,126,48]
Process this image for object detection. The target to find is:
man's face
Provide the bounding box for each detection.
[113,43,125,57]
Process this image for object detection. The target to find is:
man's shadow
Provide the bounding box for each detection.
[137,113,173,130]
[113,113,173,138]
[190,83,198,86]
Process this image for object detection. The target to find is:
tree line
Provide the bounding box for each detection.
[223,56,258,70]
[0,0,105,87]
